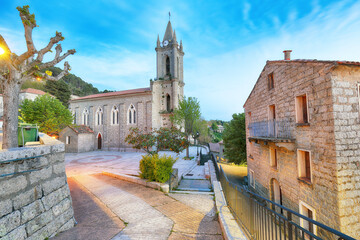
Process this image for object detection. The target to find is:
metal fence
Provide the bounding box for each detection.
[215,162,355,240]
[249,120,293,139]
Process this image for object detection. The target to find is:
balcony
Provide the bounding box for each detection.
[248,120,295,143]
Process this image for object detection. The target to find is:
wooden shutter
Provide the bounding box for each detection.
[302,95,308,123]
[308,209,314,233]
[305,152,311,181]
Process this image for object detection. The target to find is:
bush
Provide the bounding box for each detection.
[139,154,176,183]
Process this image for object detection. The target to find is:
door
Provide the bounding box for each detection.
[97,133,102,149]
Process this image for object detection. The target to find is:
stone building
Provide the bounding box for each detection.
[68,20,185,151]
[59,125,95,153]
[244,51,360,239]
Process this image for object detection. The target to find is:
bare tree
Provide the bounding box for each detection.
[0,5,75,149]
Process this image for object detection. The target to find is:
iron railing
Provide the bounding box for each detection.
[216,163,355,240]
[249,120,293,139]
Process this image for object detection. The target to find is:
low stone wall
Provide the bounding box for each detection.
[0,133,75,240]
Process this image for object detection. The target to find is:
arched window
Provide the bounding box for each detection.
[166,94,171,112]
[128,104,136,124]
[111,106,119,125]
[82,108,89,126]
[95,107,103,126]
[166,56,170,75]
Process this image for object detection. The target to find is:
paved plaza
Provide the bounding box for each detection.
[56,147,222,240]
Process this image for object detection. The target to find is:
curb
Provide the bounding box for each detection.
[208,159,248,240]
[213,181,248,240]
[102,171,170,193]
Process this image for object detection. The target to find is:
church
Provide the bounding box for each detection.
[67,21,185,151]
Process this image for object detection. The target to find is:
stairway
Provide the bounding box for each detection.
[174,164,213,193]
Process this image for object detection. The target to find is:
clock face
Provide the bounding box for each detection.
[163,40,169,46]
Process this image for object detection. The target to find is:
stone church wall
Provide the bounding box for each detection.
[70,93,152,151]
[0,134,74,240]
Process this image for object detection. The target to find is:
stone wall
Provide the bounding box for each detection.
[244,61,341,234]
[331,65,360,239]
[69,93,152,151]
[0,134,75,240]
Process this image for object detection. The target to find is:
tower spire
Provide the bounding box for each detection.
[163,20,173,42]
[180,40,183,51]
[173,30,177,43]
[157,34,160,47]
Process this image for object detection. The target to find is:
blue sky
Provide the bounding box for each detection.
[1,0,360,120]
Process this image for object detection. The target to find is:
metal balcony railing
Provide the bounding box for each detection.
[210,155,356,240]
[249,120,293,139]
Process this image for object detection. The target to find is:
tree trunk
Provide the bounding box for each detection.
[186,135,190,158]
[2,77,21,149]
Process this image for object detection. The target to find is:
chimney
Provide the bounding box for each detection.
[283,50,292,60]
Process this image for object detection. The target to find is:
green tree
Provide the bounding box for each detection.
[222,113,247,165]
[211,122,219,132]
[20,94,73,135]
[125,127,189,156]
[193,118,211,143]
[171,97,201,157]
[44,79,71,106]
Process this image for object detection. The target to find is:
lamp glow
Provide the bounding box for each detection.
[0,47,5,55]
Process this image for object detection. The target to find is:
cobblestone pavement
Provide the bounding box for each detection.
[72,174,223,240]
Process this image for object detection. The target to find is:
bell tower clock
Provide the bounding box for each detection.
[151,20,185,130]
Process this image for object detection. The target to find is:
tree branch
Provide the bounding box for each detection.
[36,32,64,62]
[40,61,71,81]
[14,6,37,66]
[39,48,75,70]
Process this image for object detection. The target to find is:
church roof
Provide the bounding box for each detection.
[71,87,151,101]
[163,21,173,42]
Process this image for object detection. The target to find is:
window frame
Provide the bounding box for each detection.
[95,107,103,126]
[268,72,274,90]
[65,136,70,144]
[299,201,317,236]
[82,108,89,126]
[295,94,309,124]
[297,149,312,183]
[127,104,136,125]
[111,106,119,125]
[270,147,277,168]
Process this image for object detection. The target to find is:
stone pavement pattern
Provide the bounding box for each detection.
[73,173,222,240]
[53,178,125,240]
[64,147,208,179]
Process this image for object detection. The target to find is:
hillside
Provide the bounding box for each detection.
[46,67,99,97]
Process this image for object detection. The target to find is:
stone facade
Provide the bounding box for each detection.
[244,59,360,239]
[68,20,185,151]
[0,133,75,240]
[59,126,95,153]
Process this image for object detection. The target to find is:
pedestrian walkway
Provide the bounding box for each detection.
[176,164,212,192]
[53,178,125,240]
[69,173,222,240]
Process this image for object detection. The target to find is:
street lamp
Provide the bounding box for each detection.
[196,131,200,156]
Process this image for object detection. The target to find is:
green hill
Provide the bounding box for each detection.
[46,67,99,96]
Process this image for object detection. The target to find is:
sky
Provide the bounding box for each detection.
[1,0,360,121]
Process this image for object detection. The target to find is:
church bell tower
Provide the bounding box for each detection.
[151,20,185,130]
